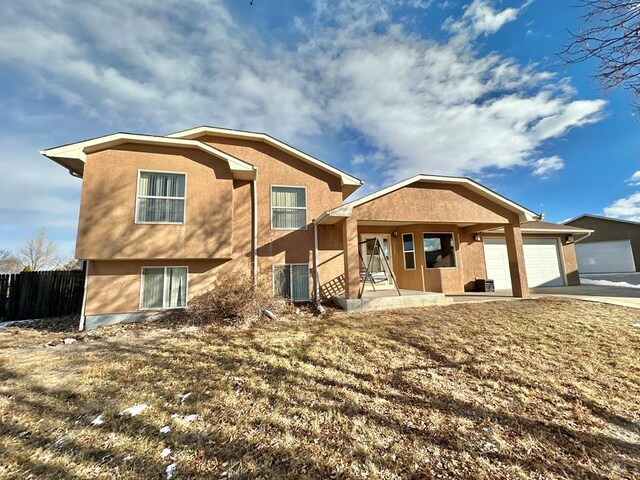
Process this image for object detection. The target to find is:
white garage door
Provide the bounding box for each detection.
[483,237,564,290]
[575,240,635,273]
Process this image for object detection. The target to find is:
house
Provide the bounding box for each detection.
[564,214,640,273]
[42,126,592,328]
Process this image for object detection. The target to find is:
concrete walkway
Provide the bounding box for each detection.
[449,285,640,309]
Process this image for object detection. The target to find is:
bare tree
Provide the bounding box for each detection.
[0,249,23,274]
[19,227,60,271]
[561,1,640,110]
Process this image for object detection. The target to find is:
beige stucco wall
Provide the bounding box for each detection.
[77,144,235,260]
[80,136,348,316]
[197,135,346,290]
[351,183,520,225]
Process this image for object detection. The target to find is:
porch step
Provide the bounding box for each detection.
[333,290,452,312]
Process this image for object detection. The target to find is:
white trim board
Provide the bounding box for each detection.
[42,133,257,180]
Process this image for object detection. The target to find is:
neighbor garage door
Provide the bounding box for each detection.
[575,240,635,273]
[483,237,564,290]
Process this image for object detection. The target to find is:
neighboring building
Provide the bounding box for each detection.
[43,126,591,328]
[565,214,640,273]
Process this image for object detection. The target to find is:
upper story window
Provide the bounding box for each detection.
[136,171,186,224]
[271,186,307,230]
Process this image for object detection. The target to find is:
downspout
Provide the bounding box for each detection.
[313,220,320,302]
[313,219,325,314]
[251,172,258,288]
[78,260,89,331]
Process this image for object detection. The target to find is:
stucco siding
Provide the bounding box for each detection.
[351,183,520,225]
[77,144,235,260]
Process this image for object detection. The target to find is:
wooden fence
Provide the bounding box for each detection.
[0,270,85,321]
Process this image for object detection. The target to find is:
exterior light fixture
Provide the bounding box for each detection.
[566,235,574,243]
[473,233,481,242]
[392,230,399,238]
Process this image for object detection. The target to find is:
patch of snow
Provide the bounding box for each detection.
[91,414,104,426]
[119,404,149,417]
[171,413,198,423]
[580,278,640,289]
[0,319,35,329]
[160,447,172,458]
[177,392,191,402]
[166,462,177,479]
[124,454,134,461]
[632,324,640,328]
[482,441,499,453]
[179,326,199,333]
[160,425,171,434]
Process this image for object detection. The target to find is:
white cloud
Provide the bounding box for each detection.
[445,0,531,37]
[531,156,564,177]
[0,0,607,233]
[604,193,640,222]
[626,171,640,186]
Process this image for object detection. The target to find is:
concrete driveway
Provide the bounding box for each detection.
[529,284,640,309]
[450,281,640,309]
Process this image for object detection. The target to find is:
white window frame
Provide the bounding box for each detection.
[422,231,458,270]
[270,185,308,231]
[271,263,310,302]
[139,266,189,310]
[135,170,187,225]
[402,233,416,270]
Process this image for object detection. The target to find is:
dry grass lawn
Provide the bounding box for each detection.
[0,297,639,479]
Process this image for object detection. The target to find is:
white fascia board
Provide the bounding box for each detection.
[167,126,362,187]
[484,226,595,235]
[42,133,256,178]
[340,175,539,222]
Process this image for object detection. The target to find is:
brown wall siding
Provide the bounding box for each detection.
[352,183,520,224]
[200,135,346,293]
[80,137,349,315]
[566,217,640,271]
[77,144,235,260]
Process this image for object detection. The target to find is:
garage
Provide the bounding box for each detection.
[483,237,564,290]
[575,240,635,273]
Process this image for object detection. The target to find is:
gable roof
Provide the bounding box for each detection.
[316,174,540,224]
[563,213,640,228]
[166,126,362,188]
[41,133,257,180]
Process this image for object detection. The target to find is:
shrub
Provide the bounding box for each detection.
[183,271,294,326]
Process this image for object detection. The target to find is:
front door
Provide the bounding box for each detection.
[360,234,393,285]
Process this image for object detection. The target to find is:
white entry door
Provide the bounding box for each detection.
[483,237,564,289]
[360,234,393,285]
[575,240,635,273]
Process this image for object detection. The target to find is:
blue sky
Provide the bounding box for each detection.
[1,0,638,258]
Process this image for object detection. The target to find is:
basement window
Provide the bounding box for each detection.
[141,266,187,309]
[423,233,456,269]
[273,264,310,301]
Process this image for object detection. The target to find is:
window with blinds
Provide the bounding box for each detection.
[273,264,310,301]
[271,186,307,230]
[141,266,187,309]
[136,172,186,224]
